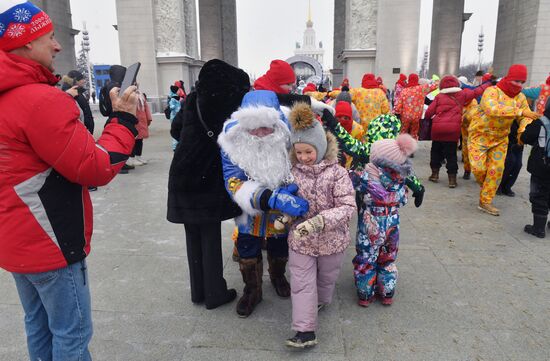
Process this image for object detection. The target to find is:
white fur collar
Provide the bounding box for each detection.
[440,87,462,94]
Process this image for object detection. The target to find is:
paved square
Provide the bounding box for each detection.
[1,111,549,361]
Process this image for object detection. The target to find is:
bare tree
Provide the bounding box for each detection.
[458,62,493,82]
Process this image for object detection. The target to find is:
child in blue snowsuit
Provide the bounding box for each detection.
[351,134,417,306]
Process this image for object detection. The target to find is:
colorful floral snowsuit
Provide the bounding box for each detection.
[395,83,438,139]
[461,99,481,173]
[468,86,531,205]
[535,84,550,115]
[328,114,424,194]
[351,160,410,300]
[349,87,390,130]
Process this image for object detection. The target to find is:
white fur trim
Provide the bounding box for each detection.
[440,87,462,94]
[218,107,291,158]
[231,106,285,131]
[280,105,290,119]
[233,180,263,217]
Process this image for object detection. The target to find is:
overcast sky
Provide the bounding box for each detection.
[69,0,499,76]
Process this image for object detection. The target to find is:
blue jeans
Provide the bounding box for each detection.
[12,260,93,361]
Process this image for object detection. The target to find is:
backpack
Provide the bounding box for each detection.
[539,115,550,164]
[163,96,172,119]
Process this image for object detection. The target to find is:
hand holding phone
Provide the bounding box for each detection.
[110,85,139,116]
[118,62,141,97]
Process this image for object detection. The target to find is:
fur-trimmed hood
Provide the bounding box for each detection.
[440,87,462,94]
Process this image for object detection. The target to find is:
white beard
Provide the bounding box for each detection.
[226,128,293,189]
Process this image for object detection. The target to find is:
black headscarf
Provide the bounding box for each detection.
[195,59,250,133]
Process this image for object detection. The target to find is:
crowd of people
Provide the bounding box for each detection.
[1,1,550,359]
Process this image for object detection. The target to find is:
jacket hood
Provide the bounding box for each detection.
[371,158,412,190]
[290,132,339,168]
[0,51,58,93]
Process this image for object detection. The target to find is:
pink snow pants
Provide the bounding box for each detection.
[289,249,345,332]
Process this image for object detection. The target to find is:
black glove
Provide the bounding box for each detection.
[321,108,338,130]
[412,185,425,208]
[511,143,523,152]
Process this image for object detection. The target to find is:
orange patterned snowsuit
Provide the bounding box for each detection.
[395,83,438,139]
[461,99,482,173]
[349,87,390,130]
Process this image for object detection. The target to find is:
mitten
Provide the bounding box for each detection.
[274,214,291,231]
[321,108,338,130]
[310,97,335,116]
[268,184,309,217]
[293,215,324,238]
[412,184,425,208]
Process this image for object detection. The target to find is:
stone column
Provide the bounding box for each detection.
[341,0,378,88]
[331,0,347,86]
[375,0,421,86]
[493,0,550,85]
[39,0,77,76]
[116,0,159,102]
[199,0,238,66]
[428,0,465,77]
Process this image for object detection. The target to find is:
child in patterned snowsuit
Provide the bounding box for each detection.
[284,103,356,348]
[351,134,418,306]
[322,111,425,208]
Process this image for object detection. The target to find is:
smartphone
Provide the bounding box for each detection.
[118,62,140,97]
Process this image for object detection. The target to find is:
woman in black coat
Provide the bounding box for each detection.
[520,100,550,238]
[167,59,250,309]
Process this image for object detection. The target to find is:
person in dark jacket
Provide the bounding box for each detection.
[497,122,523,197]
[167,59,250,310]
[61,70,95,134]
[424,75,489,187]
[520,100,550,238]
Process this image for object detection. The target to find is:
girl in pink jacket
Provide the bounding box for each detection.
[284,103,356,348]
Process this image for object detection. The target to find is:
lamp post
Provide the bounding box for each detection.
[82,22,93,98]
[477,28,484,71]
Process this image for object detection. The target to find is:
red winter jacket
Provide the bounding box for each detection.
[0,51,136,273]
[425,83,490,142]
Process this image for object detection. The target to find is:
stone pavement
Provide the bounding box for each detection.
[1,112,549,361]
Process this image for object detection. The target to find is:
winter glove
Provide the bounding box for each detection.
[293,215,324,239]
[310,97,335,116]
[321,108,339,131]
[273,214,292,231]
[412,184,425,208]
[268,184,309,217]
[520,108,542,120]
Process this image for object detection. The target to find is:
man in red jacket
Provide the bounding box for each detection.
[0,1,138,360]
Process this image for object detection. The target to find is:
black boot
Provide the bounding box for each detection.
[268,255,291,298]
[524,215,547,238]
[205,289,237,310]
[236,256,263,317]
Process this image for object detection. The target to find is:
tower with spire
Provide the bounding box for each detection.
[294,0,324,65]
